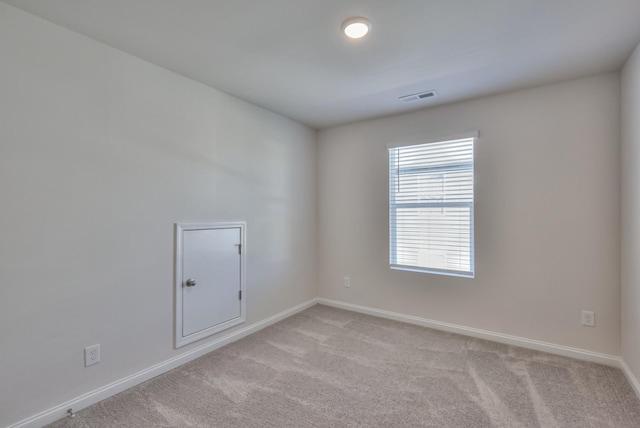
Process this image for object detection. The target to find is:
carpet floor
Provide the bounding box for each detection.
[49,304,640,427]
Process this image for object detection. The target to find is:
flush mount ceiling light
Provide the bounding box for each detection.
[341,17,371,39]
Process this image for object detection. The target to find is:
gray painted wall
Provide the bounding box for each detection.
[317,73,621,356]
[622,41,640,388]
[0,4,317,426]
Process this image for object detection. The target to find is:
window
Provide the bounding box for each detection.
[389,136,475,277]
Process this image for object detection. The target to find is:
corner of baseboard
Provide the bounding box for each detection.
[620,358,640,400]
[8,297,319,428]
[11,296,633,427]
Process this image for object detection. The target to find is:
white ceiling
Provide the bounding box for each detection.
[4,0,640,129]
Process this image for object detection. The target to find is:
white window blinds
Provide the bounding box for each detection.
[389,137,474,277]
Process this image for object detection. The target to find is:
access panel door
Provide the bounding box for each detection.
[175,222,245,348]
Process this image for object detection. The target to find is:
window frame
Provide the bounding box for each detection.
[388,133,477,278]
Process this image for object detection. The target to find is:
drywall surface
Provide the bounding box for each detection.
[622,41,640,384]
[0,4,316,426]
[318,73,621,355]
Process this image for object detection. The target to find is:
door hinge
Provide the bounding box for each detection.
[235,244,242,255]
[239,290,242,300]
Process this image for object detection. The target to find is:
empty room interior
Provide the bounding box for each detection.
[4,0,640,426]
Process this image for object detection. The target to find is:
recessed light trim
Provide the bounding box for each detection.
[342,17,371,39]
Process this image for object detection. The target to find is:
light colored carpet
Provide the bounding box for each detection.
[49,304,640,427]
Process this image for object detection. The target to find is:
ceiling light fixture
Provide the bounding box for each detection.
[342,17,371,39]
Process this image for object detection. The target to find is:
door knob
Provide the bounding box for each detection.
[185,278,197,287]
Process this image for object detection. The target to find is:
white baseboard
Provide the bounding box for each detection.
[9,298,319,428]
[321,298,640,401]
[620,359,640,399]
[317,298,621,368]
[12,297,640,427]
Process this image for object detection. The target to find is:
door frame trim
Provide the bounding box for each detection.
[174,222,247,348]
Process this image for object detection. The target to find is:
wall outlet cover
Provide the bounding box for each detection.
[84,344,101,367]
[581,310,595,327]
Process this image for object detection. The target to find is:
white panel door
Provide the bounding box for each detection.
[176,223,245,346]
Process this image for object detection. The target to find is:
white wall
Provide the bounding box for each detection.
[318,73,621,355]
[622,42,640,384]
[0,4,317,426]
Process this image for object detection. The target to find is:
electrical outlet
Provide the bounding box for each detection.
[84,344,101,367]
[581,310,595,327]
[344,276,351,288]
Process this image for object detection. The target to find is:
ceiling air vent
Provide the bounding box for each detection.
[399,90,438,103]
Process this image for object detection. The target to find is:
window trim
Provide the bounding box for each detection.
[386,131,478,149]
[388,132,477,278]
